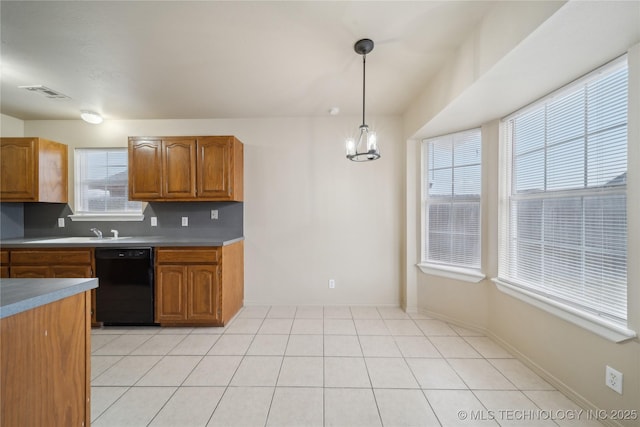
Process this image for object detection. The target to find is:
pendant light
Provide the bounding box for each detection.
[346,38,380,162]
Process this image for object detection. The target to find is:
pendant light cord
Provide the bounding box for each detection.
[362,54,367,127]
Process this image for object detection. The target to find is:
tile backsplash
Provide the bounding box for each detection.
[1,201,243,239]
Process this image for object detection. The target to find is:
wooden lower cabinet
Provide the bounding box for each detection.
[1,249,9,278]
[155,242,242,326]
[1,290,91,427]
[8,248,97,324]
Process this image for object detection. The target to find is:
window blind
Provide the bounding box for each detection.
[499,57,628,324]
[75,148,142,214]
[423,128,481,268]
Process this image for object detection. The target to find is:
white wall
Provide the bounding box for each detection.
[24,115,404,306]
[1,114,25,137]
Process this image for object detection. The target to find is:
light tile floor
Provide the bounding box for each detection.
[91,306,604,427]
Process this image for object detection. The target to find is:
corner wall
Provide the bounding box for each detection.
[405,3,640,425]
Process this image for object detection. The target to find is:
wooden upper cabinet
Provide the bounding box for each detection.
[128,138,163,199]
[0,137,68,203]
[128,136,243,201]
[196,136,243,201]
[163,138,197,198]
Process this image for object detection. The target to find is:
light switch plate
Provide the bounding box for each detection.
[211,209,219,220]
[181,216,188,227]
[57,217,65,227]
[150,217,157,227]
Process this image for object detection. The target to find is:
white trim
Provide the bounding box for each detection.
[417,263,485,283]
[68,214,145,222]
[492,278,637,343]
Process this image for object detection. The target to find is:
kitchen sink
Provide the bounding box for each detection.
[28,236,133,243]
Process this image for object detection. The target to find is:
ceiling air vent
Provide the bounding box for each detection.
[19,85,70,99]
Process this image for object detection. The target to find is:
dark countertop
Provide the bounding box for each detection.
[0,236,244,248]
[0,278,99,319]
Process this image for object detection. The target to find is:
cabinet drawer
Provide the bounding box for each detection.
[0,250,8,265]
[156,248,219,264]
[10,249,93,265]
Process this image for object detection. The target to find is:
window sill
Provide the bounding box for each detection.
[68,214,145,222]
[492,278,637,343]
[417,263,485,283]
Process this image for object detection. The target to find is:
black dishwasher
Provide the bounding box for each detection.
[95,248,156,326]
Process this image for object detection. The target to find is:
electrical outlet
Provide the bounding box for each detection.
[57,217,65,227]
[605,365,623,394]
[181,216,188,227]
[329,279,335,289]
[211,209,219,220]
[150,217,157,227]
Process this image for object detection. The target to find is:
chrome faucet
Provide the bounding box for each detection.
[110,229,119,239]
[90,228,103,239]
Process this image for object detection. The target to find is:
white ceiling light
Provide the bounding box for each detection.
[80,110,103,124]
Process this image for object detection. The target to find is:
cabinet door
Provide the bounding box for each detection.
[187,265,220,321]
[197,137,232,199]
[0,250,8,278]
[10,266,51,278]
[155,265,188,322]
[51,265,93,278]
[163,138,196,198]
[129,139,162,200]
[0,139,36,201]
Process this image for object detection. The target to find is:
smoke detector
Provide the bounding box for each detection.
[19,85,70,99]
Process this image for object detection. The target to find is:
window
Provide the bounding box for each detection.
[73,148,143,219]
[498,57,629,333]
[421,128,482,281]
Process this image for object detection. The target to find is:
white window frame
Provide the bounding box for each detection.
[419,128,485,283]
[495,55,636,342]
[70,148,144,222]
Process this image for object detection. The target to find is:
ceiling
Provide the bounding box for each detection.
[0,1,502,121]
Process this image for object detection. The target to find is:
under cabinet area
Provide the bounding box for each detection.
[0,137,68,203]
[155,242,243,326]
[128,135,243,202]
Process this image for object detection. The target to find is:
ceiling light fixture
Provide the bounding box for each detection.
[346,38,380,162]
[80,110,103,124]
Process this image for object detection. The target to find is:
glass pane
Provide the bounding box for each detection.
[584,195,627,253]
[453,165,480,196]
[451,202,480,235]
[515,199,542,241]
[451,234,480,266]
[587,125,627,187]
[543,198,583,247]
[542,246,583,296]
[587,66,628,134]
[514,241,542,283]
[428,203,451,233]
[547,138,585,190]
[429,168,452,196]
[453,131,481,167]
[428,232,451,263]
[514,150,544,192]
[429,140,452,169]
[547,89,585,145]
[513,108,544,155]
